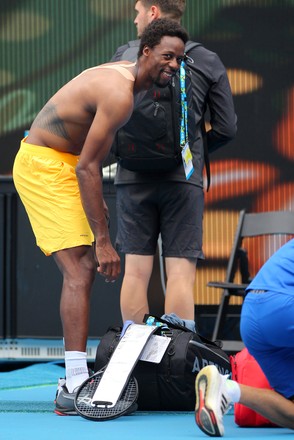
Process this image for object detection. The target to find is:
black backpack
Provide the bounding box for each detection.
[111,40,201,173]
[94,317,231,411]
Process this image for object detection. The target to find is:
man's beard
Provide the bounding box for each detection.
[153,72,174,88]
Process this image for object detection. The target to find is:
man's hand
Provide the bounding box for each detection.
[96,242,120,283]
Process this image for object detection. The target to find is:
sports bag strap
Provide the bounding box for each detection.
[185,40,202,53]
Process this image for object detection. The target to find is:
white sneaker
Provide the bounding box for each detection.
[195,365,231,437]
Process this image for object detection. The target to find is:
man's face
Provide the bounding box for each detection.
[144,36,185,88]
[134,1,153,38]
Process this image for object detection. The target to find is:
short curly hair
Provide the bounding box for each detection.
[136,0,186,21]
[138,18,188,57]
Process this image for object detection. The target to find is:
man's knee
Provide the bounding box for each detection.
[54,246,96,280]
[165,257,197,279]
[124,254,154,280]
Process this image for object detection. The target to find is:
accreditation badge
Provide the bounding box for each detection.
[182,142,194,180]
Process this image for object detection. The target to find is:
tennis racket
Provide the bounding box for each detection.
[74,368,139,421]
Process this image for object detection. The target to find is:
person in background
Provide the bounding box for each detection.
[12,18,188,415]
[195,238,294,436]
[112,0,237,331]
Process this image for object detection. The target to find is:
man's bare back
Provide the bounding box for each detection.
[27,62,138,155]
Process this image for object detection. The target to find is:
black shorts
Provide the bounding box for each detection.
[115,182,204,259]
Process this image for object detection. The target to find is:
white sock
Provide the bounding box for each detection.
[65,351,89,393]
[225,378,241,403]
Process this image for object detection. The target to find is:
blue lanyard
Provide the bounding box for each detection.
[180,61,188,147]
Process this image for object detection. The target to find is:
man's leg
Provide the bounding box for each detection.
[53,245,96,393]
[164,257,196,320]
[120,254,154,323]
[159,183,203,328]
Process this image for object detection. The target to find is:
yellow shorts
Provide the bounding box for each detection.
[13,139,94,256]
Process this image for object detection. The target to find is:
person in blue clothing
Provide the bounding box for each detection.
[195,238,294,436]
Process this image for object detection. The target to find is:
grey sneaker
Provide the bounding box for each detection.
[54,378,77,416]
[195,365,231,437]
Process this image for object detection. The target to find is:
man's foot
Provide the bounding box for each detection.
[195,365,231,437]
[54,378,78,416]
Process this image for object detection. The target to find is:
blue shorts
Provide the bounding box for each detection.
[115,182,204,259]
[240,291,294,399]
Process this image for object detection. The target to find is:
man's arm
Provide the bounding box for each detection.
[189,46,237,153]
[76,89,133,281]
[240,384,294,429]
[206,65,237,153]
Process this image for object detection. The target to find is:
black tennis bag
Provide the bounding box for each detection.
[94,318,231,411]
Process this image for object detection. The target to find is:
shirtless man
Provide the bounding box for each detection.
[12,18,188,415]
